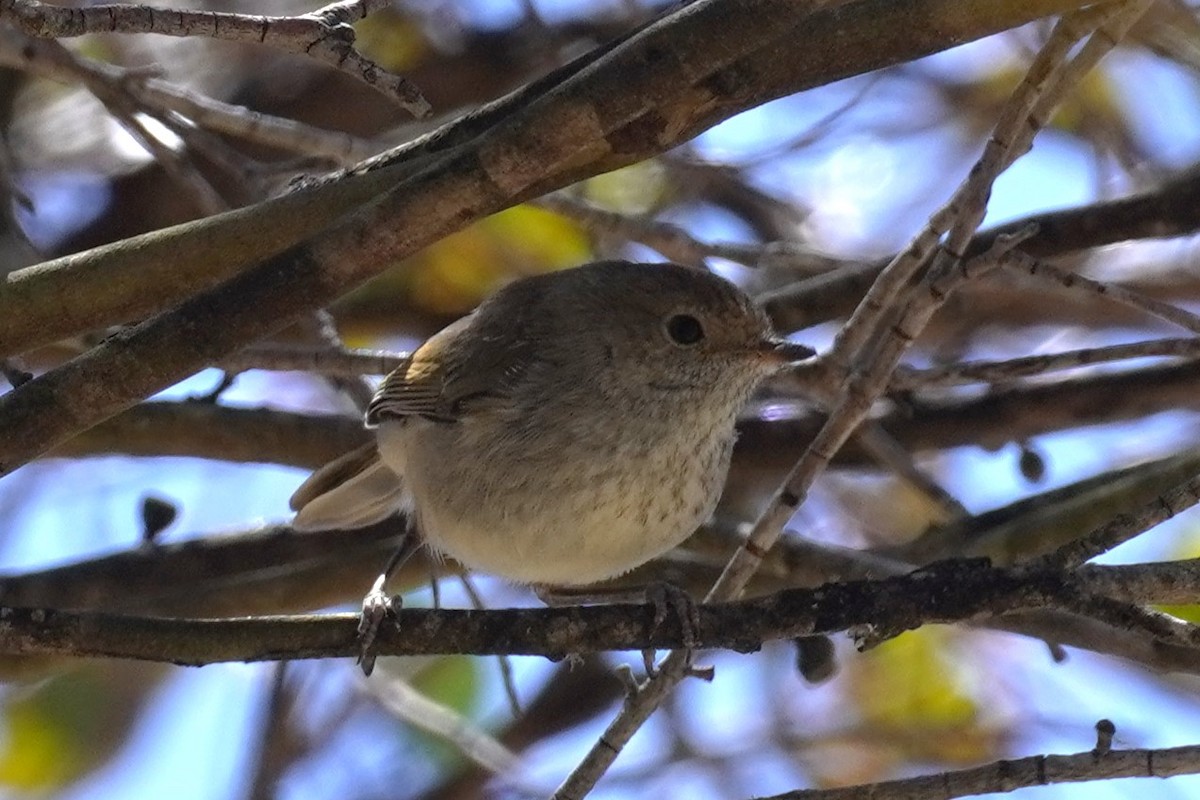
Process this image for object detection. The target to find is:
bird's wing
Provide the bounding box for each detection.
[366,310,538,426]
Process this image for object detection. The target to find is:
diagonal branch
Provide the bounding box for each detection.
[1038,472,1200,569]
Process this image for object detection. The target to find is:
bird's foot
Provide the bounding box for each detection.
[642,581,701,677]
[357,573,402,677]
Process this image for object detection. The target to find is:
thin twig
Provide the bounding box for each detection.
[852,422,969,521]
[1038,471,1200,569]
[1003,256,1200,335]
[891,336,1200,390]
[0,17,382,165]
[762,731,1200,799]
[536,194,853,275]
[125,72,382,165]
[243,664,294,800]
[361,671,520,775]
[2,33,227,213]
[218,345,405,377]
[458,574,523,718]
[308,310,375,412]
[0,0,430,113]
[828,5,1112,372]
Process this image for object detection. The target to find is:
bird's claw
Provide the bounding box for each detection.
[357,577,402,677]
[646,581,700,649]
[642,582,702,677]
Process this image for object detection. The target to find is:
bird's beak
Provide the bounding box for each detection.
[758,338,816,365]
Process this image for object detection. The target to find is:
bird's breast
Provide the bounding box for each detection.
[391,413,737,586]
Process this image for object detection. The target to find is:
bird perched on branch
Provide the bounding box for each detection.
[290,260,813,672]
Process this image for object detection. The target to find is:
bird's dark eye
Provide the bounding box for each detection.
[665,314,705,345]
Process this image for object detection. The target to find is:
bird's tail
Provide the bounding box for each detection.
[289,442,404,531]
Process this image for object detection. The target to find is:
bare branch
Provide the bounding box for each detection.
[761,163,1200,335]
[763,730,1200,799]
[829,5,1113,372]
[47,401,368,468]
[0,0,430,113]
[891,337,1200,390]
[1002,255,1200,334]
[0,31,227,214]
[0,26,380,165]
[4,558,1200,665]
[219,345,404,376]
[1039,472,1200,569]
[362,674,520,776]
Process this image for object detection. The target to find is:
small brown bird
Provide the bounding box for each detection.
[291,260,812,667]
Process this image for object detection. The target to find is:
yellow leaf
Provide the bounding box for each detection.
[480,205,592,270]
[0,668,112,790]
[353,9,430,71]
[411,655,480,716]
[854,629,977,732]
[1050,70,1122,134]
[830,628,999,771]
[584,161,670,213]
[339,204,591,321]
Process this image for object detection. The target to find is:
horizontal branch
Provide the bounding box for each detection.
[0,525,398,617]
[892,337,1200,390]
[4,510,1200,675]
[3,558,1199,666]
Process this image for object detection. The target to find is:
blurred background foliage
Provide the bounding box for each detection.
[4,1,1200,799]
